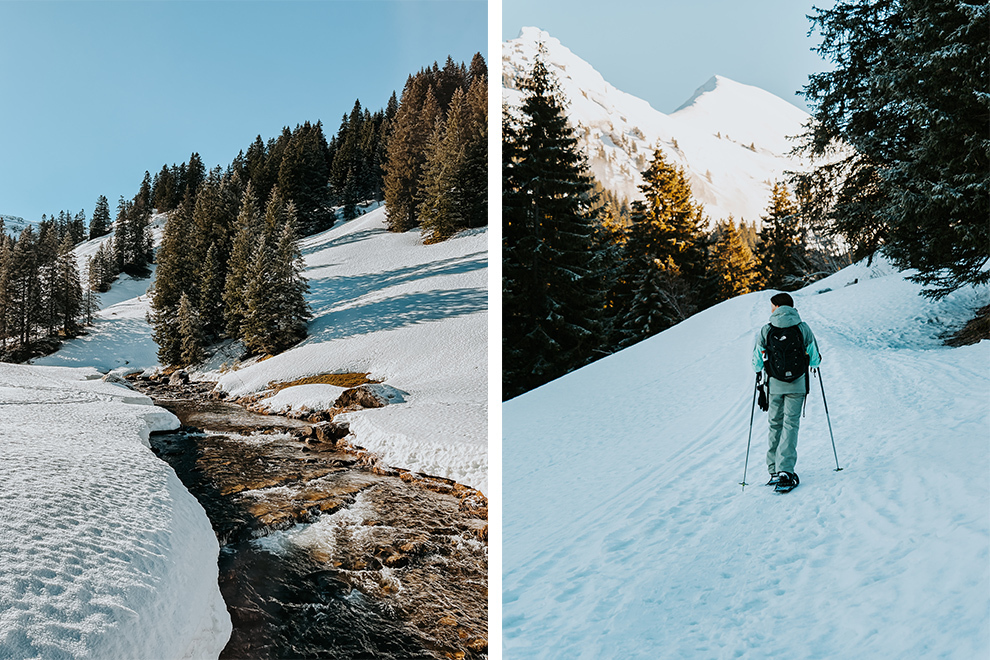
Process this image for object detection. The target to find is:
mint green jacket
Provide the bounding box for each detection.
[752,306,821,394]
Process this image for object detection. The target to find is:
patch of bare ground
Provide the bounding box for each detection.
[269,372,381,392]
[945,304,990,347]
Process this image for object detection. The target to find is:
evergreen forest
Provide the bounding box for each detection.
[0,53,487,366]
[503,0,987,399]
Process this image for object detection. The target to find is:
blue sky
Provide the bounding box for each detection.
[0,0,486,225]
[502,0,833,115]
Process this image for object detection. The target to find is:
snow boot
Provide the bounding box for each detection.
[774,472,799,493]
[765,473,780,486]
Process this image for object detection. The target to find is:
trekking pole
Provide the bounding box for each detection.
[740,373,759,490]
[815,369,843,472]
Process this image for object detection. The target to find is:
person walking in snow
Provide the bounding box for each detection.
[753,292,821,492]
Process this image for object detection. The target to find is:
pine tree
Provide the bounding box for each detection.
[113,195,152,277]
[461,74,488,228]
[238,199,310,355]
[83,255,101,325]
[9,226,41,346]
[69,210,86,245]
[418,110,465,242]
[137,171,153,212]
[224,183,262,337]
[150,193,197,364]
[54,234,82,335]
[270,202,311,350]
[278,121,333,235]
[152,164,176,212]
[502,49,604,399]
[36,225,60,336]
[757,183,806,291]
[384,74,439,232]
[0,235,11,350]
[198,243,226,341]
[622,257,692,343]
[707,218,759,303]
[89,195,112,240]
[798,0,989,298]
[183,152,207,202]
[177,292,205,366]
[240,233,277,355]
[615,147,706,348]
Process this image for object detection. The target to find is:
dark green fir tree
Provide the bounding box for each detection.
[757,183,806,291]
[502,49,603,399]
[177,292,205,366]
[798,0,989,298]
[89,195,112,240]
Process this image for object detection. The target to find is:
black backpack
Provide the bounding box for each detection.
[764,325,809,383]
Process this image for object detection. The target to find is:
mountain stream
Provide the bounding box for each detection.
[135,377,488,660]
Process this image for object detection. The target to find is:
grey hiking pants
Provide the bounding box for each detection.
[767,393,805,475]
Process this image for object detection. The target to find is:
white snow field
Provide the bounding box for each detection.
[212,205,489,494]
[0,363,231,659]
[503,27,812,225]
[503,259,989,659]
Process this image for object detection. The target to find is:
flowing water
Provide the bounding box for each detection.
[143,383,487,660]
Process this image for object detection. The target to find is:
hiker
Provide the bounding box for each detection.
[752,292,821,492]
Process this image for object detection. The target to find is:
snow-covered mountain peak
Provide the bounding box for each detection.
[503,28,812,224]
[1,213,33,238]
[672,74,811,155]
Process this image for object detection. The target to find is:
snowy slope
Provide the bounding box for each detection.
[502,27,812,223]
[36,206,488,494]
[0,364,231,658]
[1,213,34,237]
[31,214,167,373]
[502,261,989,658]
[212,206,489,493]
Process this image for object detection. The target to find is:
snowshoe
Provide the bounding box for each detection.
[765,473,780,486]
[774,472,799,493]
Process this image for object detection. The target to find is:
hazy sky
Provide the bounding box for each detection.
[0,0,486,224]
[502,0,833,115]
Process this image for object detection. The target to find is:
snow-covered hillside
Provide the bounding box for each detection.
[35,205,488,494]
[212,206,489,493]
[502,262,988,658]
[12,204,486,655]
[0,364,231,658]
[502,27,812,223]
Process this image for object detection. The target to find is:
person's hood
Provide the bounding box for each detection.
[769,305,802,328]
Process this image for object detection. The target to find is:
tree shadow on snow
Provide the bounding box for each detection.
[307,287,486,341]
[305,252,487,310]
[301,228,386,254]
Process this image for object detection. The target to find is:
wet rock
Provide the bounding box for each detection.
[292,426,315,440]
[169,371,189,387]
[313,420,350,444]
[334,385,387,409]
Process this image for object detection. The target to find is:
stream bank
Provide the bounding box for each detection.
[132,375,487,660]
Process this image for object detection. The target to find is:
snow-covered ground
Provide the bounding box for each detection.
[9,203,486,657]
[502,259,989,658]
[36,205,488,494]
[211,206,489,494]
[0,363,231,659]
[503,27,812,224]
